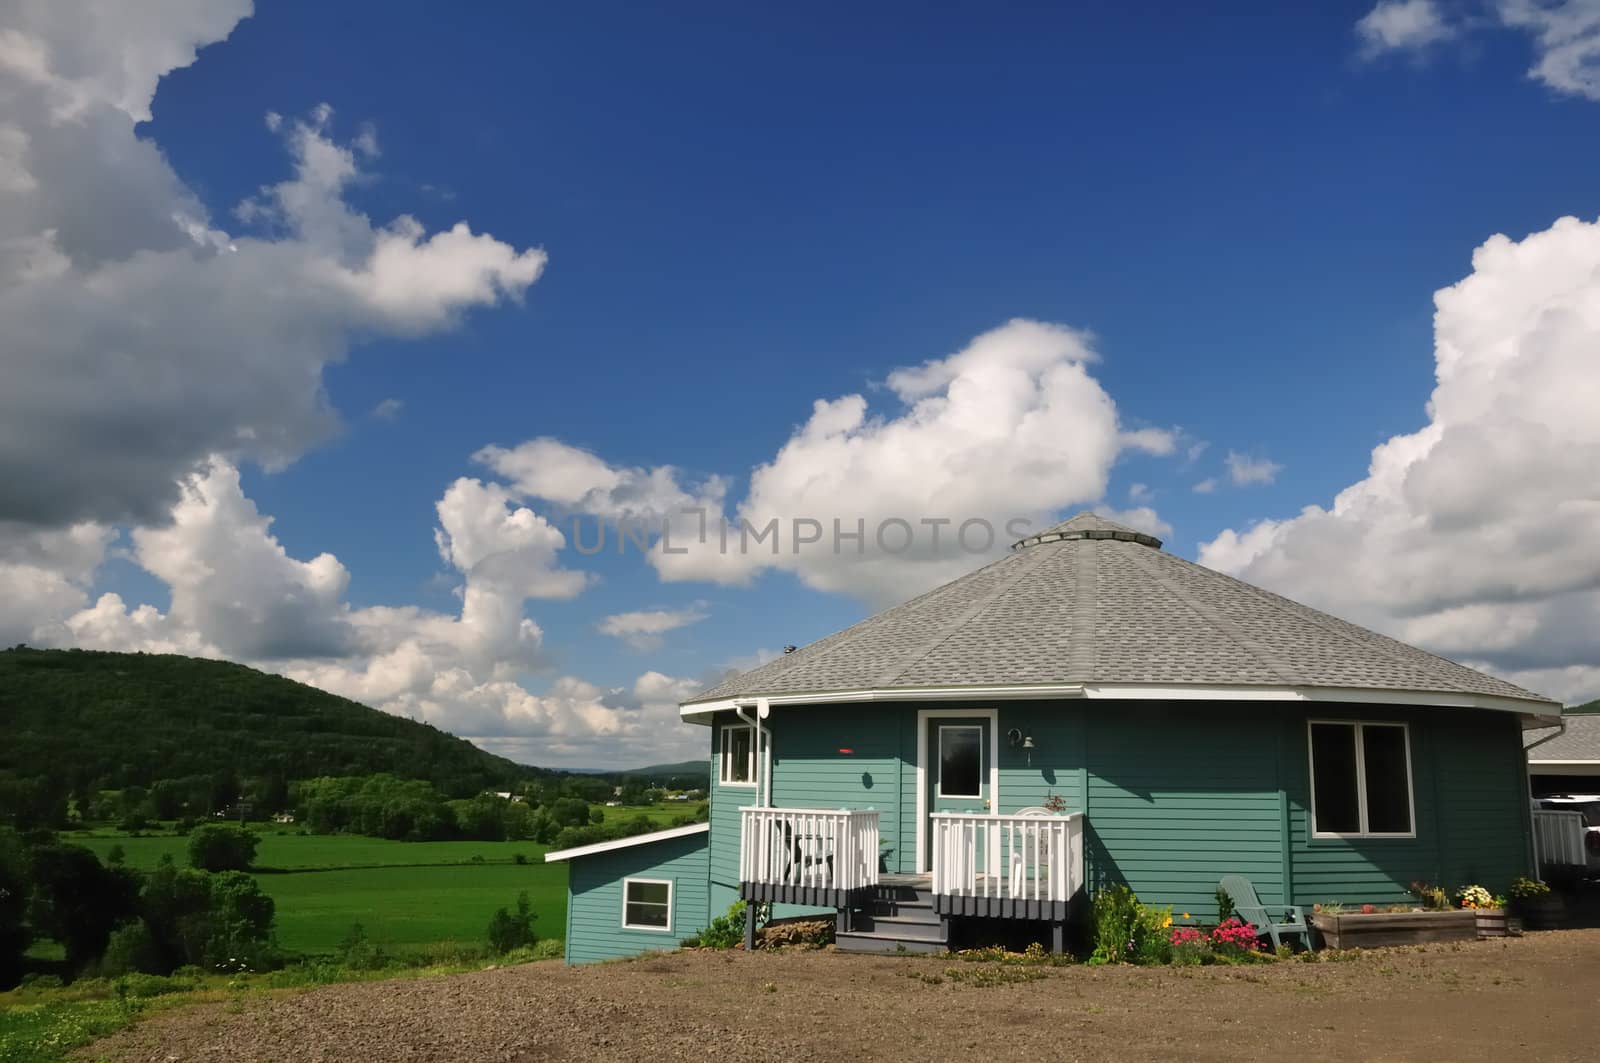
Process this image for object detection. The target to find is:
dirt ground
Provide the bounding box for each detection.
[81,930,1599,1062]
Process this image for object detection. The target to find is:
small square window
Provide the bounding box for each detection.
[623,878,672,931]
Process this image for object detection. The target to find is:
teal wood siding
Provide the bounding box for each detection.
[1085,704,1285,918]
[770,705,905,870]
[707,699,1533,923]
[1285,706,1532,907]
[565,831,709,964]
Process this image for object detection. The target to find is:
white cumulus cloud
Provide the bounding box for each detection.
[482,319,1177,607]
[1225,452,1283,487]
[1357,0,1456,54]
[1357,1,1600,103]
[598,606,709,651]
[0,3,544,529]
[1201,215,1600,705]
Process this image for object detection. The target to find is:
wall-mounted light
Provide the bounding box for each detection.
[1007,728,1037,765]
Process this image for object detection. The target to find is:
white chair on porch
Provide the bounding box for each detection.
[1008,806,1052,896]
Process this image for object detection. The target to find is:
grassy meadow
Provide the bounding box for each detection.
[75,829,567,956]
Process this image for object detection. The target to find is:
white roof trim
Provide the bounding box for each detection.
[680,682,1558,720]
[543,822,708,863]
[1529,759,1600,766]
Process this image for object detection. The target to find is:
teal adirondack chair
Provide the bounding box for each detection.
[1218,874,1316,951]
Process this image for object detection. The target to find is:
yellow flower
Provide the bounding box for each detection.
[1182,913,1190,920]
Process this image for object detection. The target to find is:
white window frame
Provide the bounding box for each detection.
[621,877,673,932]
[719,723,756,787]
[1307,719,1416,839]
[936,724,985,799]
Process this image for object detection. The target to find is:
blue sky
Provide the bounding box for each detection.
[5,1,1600,766]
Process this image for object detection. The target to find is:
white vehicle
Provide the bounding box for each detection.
[1536,794,1600,874]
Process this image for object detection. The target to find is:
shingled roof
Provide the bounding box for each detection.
[684,513,1557,715]
[1526,712,1600,762]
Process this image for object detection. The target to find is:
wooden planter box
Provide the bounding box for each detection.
[1474,909,1508,938]
[1310,910,1477,949]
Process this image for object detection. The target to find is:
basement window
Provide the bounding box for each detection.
[622,878,672,931]
[1309,721,1415,838]
[720,723,755,786]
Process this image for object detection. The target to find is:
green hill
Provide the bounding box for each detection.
[621,760,709,782]
[0,647,529,802]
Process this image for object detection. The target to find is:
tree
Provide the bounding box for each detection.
[140,863,275,972]
[486,891,537,953]
[24,842,140,971]
[0,828,30,989]
[548,797,590,828]
[187,824,259,872]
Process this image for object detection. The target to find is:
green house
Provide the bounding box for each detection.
[550,513,1561,961]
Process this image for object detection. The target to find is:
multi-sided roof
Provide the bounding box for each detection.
[683,513,1558,717]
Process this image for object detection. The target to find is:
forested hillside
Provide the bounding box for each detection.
[0,647,530,814]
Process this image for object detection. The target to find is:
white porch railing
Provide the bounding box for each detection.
[1533,809,1586,867]
[739,806,881,893]
[930,811,1084,903]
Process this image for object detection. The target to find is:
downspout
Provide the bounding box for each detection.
[1522,712,1567,876]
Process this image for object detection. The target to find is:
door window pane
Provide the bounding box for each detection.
[1362,725,1412,834]
[1310,723,1360,834]
[939,726,982,798]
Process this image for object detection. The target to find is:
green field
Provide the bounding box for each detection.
[262,863,566,953]
[596,801,701,826]
[72,831,567,955]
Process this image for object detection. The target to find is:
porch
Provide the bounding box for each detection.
[737,805,1086,953]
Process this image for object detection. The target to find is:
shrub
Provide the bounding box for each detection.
[1091,885,1171,964]
[512,852,528,865]
[1169,926,1211,966]
[1509,876,1550,901]
[486,892,538,954]
[1407,880,1449,910]
[335,923,390,971]
[1214,886,1235,925]
[687,901,750,949]
[186,824,258,872]
[99,922,161,976]
[1209,917,1259,960]
[1455,885,1493,910]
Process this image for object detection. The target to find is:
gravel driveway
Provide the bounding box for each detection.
[81,929,1598,1062]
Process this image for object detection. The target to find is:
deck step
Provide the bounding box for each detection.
[836,930,948,955]
[868,901,941,924]
[856,915,947,941]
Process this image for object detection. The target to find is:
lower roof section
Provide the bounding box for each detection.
[543,822,709,864]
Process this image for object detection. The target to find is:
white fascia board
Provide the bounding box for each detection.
[1528,759,1600,767]
[542,822,708,863]
[680,682,1558,720]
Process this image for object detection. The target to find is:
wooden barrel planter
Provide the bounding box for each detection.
[1310,910,1477,949]
[1515,894,1567,931]
[1474,909,1508,938]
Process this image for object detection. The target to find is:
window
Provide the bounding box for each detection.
[1309,721,1414,837]
[622,878,672,931]
[938,725,982,798]
[720,723,755,786]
